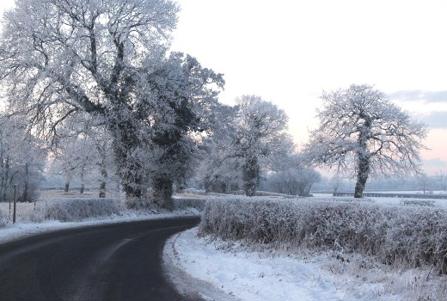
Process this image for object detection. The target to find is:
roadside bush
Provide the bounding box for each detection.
[173,198,207,211]
[199,198,447,274]
[0,210,7,227]
[400,199,435,207]
[32,198,123,222]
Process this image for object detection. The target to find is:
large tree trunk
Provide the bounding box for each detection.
[152,176,173,210]
[22,162,29,202]
[110,120,145,206]
[79,166,85,194]
[64,182,70,193]
[99,181,106,198]
[99,165,107,198]
[1,157,9,203]
[97,142,109,198]
[242,156,259,197]
[354,118,372,199]
[354,155,370,198]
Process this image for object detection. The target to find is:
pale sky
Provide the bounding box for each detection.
[171,0,447,174]
[1,0,447,174]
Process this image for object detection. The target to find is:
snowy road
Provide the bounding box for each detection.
[0,217,201,301]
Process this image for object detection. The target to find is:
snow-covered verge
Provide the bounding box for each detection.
[200,198,447,275]
[312,193,447,209]
[169,228,447,301]
[163,231,240,301]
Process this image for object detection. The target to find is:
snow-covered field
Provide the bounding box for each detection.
[168,228,447,301]
[313,193,447,208]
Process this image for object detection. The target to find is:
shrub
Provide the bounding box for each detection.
[401,199,435,207]
[0,209,7,227]
[199,198,447,274]
[173,198,207,211]
[32,198,123,222]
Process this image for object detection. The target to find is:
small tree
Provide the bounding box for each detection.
[0,115,46,203]
[233,96,288,196]
[197,104,241,193]
[305,84,427,198]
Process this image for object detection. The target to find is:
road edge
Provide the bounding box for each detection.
[162,229,241,301]
[0,213,200,246]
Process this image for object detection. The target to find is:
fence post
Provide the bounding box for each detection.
[13,185,17,224]
[8,190,11,220]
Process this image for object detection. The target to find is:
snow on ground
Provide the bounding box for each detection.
[168,228,447,301]
[312,193,447,208]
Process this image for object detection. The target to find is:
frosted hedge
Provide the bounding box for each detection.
[199,198,447,274]
[0,210,6,227]
[32,198,123,222]
[173,198,207,211]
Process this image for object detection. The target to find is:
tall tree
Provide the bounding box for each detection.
[232,96,288,196]
[196,104,241,193]
[0,0,178,203]
[141,53,223,208]
[305,84,427,198]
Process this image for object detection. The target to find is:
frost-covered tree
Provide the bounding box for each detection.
[266,168,321,196]
[305,84,427,198]
[0,0,179,203]
[48,112,117,197]
[264,154,321,196]
[139,53,223,208]
[232,96,288,196]
[196,104,241,193]
[0,115,46,203]
[51,132,97,194]
[89,126,114,198]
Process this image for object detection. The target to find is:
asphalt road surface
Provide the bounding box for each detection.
[0,217,202,301]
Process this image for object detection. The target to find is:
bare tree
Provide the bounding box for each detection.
[305,84,427,198]
[437,170,447,192]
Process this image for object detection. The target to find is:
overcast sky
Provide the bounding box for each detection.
[1,0,447,174]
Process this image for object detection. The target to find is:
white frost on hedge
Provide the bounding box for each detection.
[200,197,447,274]
[31,198,124,222]
[0,210,7,227]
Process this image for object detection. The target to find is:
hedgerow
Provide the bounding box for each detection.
[32,198,123,222]
[0,210,7,227]
[199,198,447,274]
[173,197,207,211]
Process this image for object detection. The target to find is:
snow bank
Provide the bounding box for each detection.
[169,228,447,301]
[200,198,447,274]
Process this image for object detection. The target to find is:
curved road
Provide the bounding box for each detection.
[0,217,201,301]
